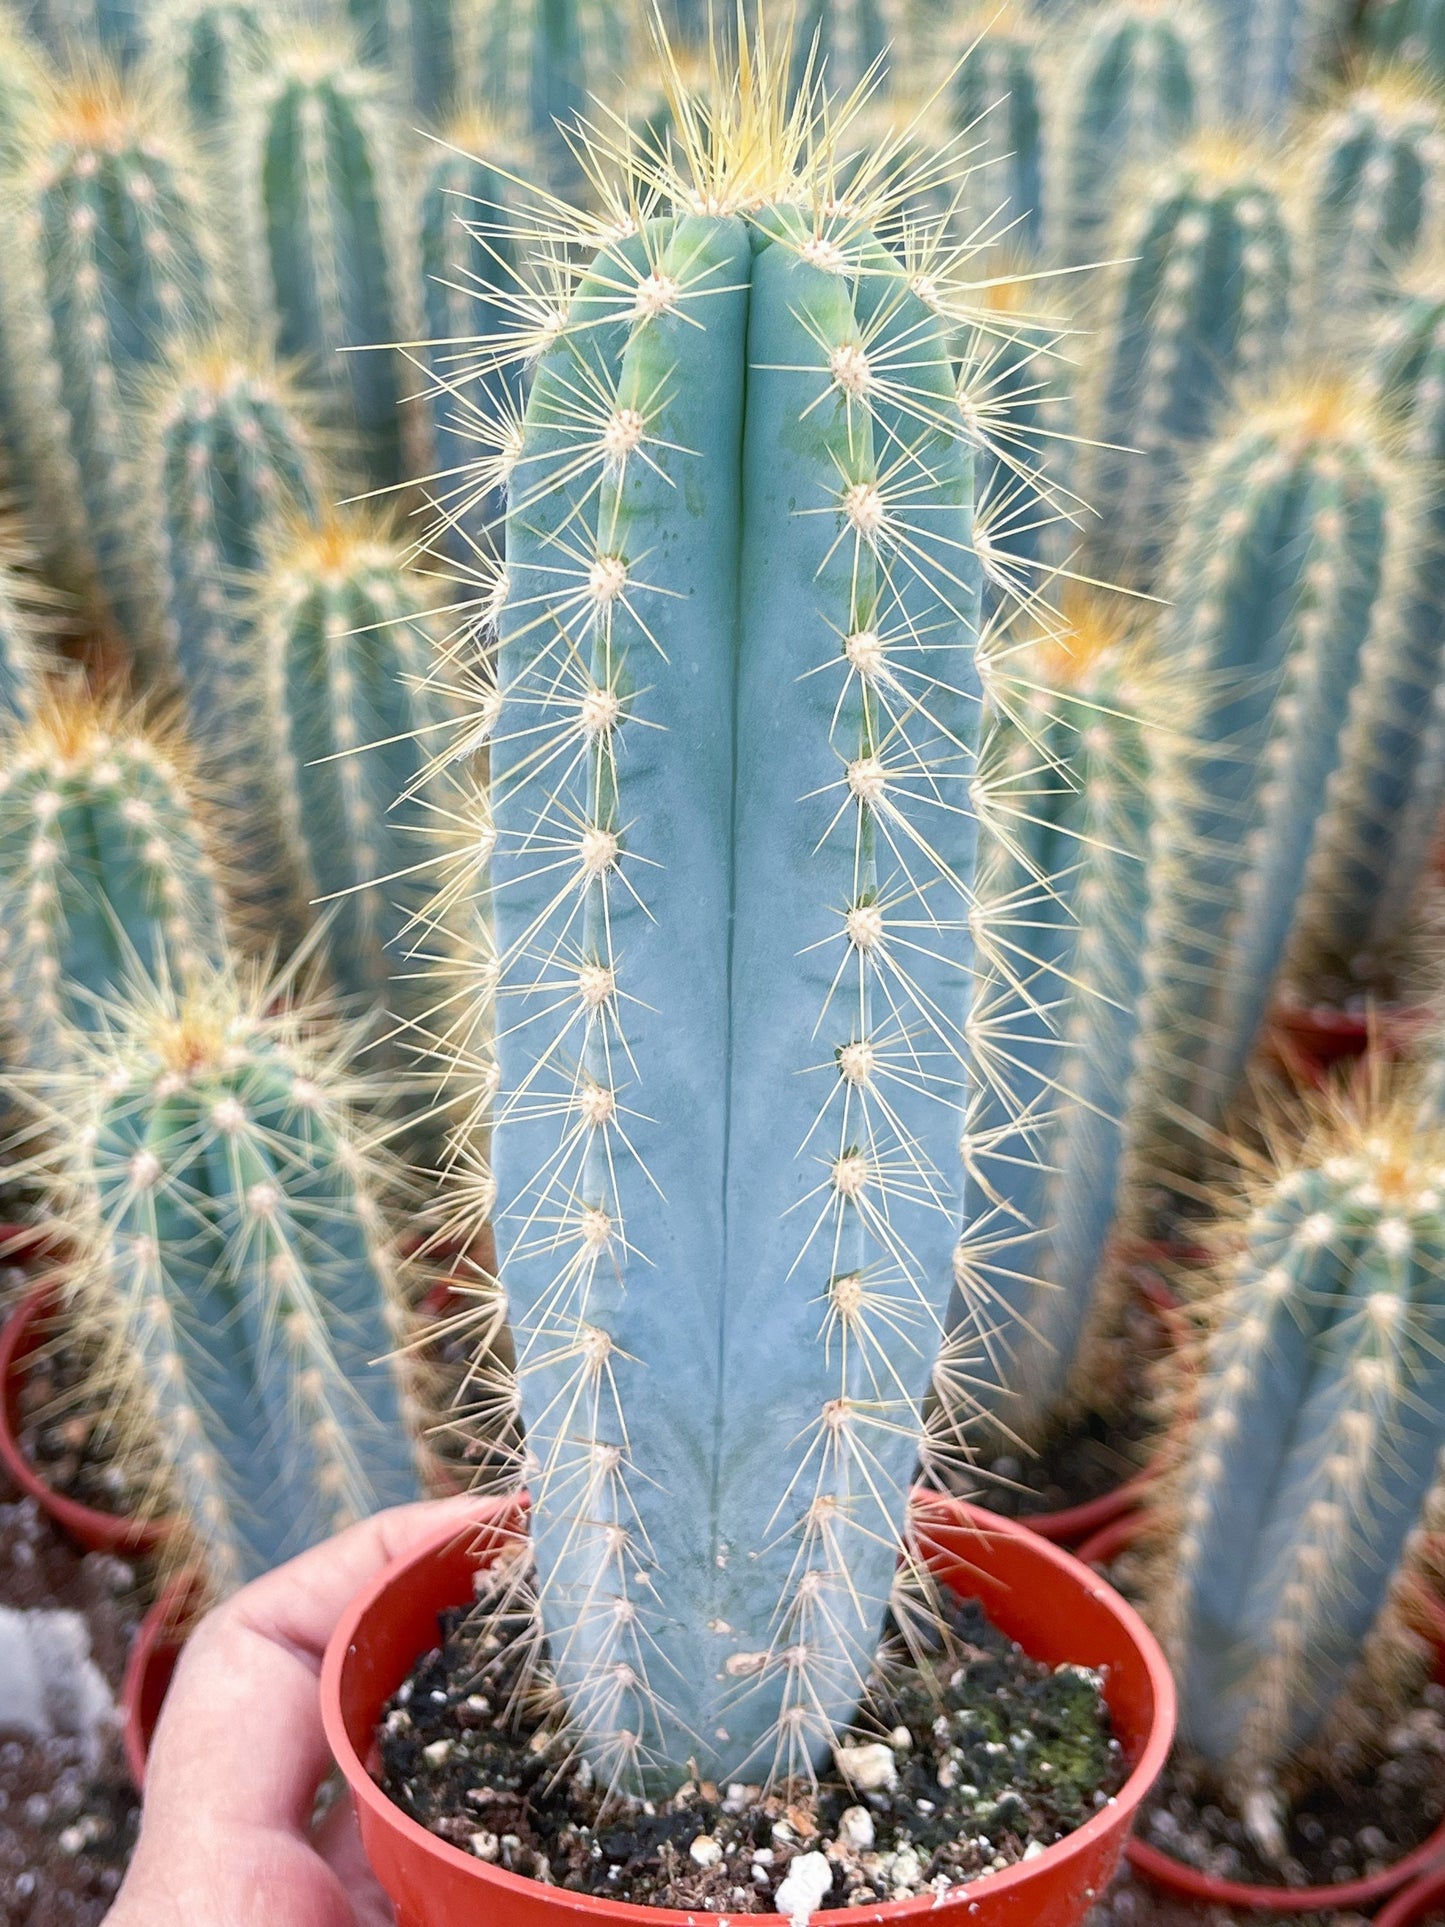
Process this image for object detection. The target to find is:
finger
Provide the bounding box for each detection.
[142,1496,498,1836]
[315,1793,398,1927]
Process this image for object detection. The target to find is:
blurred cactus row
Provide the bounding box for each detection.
[1,0,1445,1855]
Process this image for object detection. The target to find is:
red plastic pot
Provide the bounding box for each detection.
[1268,1003,1433,1085]
[322,1494,1176,1927]
[120,1570,206,1787]
[0,1283,167,1557]
[1378,1866,1445,1927]
[1077,1512,1445,1912]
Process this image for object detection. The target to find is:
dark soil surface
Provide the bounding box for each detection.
[0,1471,147,1923]
[16,1332,144,1522]
[1139,1697,1445,1893]
[378,1583,1125,1911]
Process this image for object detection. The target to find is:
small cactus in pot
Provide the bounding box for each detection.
[1149,1070,1445,1849]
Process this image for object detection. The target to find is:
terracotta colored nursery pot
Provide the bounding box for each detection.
[322,1494,1176,1927]
[1075,1513,1445,1912]
[120,1570,206,1787]
[1377,1866,1445,1927]
[1268,1002,1433,1084]
[0,1281,166,1557]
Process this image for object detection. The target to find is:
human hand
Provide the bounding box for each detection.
[109,1495,488,1927]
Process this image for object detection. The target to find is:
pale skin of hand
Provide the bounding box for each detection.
[108,1495,488,1927]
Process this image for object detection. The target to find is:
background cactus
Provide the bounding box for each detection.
[10,963,426,1592]
[1213,0,1351,115]
[145,336,324,797]
[1361,0,1445,81]
[943,594,1175,1457]
[0,520,56,723]
[1080,137,1294,579]
[1289,257,1445,988]
[1140,376,1405,1145]
[946,6,1044,255]
[0,68,222,647]
[470,0,629,178]
[1152,1079,1445,1842]
[235,39,420,491]
[1300,68,1445,312]
[142,0,272,132]
[0,687,229,1065]
[258,509,462,1055]
[1047,0,1216,268]
[440,50,986,1793]
[415,113,527,562]
[954,261,1079,613]
[787,0,910,100]
[344,0,465,121]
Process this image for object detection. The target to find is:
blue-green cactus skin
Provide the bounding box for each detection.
[1049,2,1214,268]
[144,0,272,131]
[0,549,46,725]
[1146,388,1399,1138]
[1162,1137,1445,1779]
[1083,146,1293,577]
[1303,74,1445,310]
[150,342,323,786]
[1363,0,1445,79]
[1,78,221,644]
[0,695,229,1065]
[788,0,909,101]
[260,516,457,1045]
[21,0,144,67]
[949,9,1044,253]
[61,974,423,1592]
[470,0,628,178]
[1212,0,1350,114]
[481,203,980,1792]
[417,123,525,560]
[948,610,1164,1451]
[1291,275,1445,980]
[238,45,419,491]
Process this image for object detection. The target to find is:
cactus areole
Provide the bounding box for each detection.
[452,49,986,1797]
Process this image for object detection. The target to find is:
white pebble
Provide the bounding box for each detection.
[836,1805,875,1851]
[690,1834,723,1868]
[470,1830,500,1861]
[833,1740,898,1792]
[423,1740,451,1767]
[774,1849,833,1921]
[1022,1840,1044,1861]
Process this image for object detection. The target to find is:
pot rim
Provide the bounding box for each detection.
[0,1279,167,1556]
[1376,1864,1445,1927]
[1078,1510,1445,1912]
[322,1495,1176,1927]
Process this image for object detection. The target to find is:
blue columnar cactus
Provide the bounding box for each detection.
[1155,1085,1445,1839]
[1048,0,1216,268]
[0,687,229,1066]
[1212,0,1351,115]
[236,40,420,492]
[1081,137,1294,578]
[432,46,986,1793]
[946,7,1044,254]
[21,0,144,69]
[0,70,221,644]
[787,0,911,100]
[470,0,629,178]
[1289,257,1445,982]
[1142,377,1404,1141]
[143,0,272,132]
[258,511,461,1047]
[943,596,1176,1455]
[1362,0,1445,81]
[954,263,1079,613]
[1300,69,1445,310]
[146,337,323,783]
[416,115,527,561]
[13,964,425,1592]
[0,523,56,723]
[343,0,465,121]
